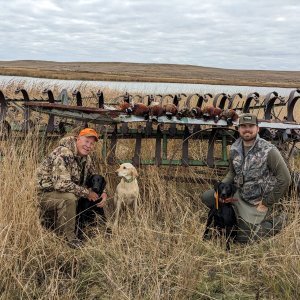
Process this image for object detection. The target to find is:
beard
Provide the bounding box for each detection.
[241,132,257,142]
[242,136,256,142]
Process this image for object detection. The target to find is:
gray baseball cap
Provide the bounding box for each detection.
[239,113,258,125]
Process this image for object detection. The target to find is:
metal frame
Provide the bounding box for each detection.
[1,88,300,167]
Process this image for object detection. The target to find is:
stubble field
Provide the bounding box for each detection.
[1,60,300,88]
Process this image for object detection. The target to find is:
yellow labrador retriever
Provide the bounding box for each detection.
[114,163,139,227]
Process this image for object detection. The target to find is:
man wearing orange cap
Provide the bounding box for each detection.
[37,128,107,248]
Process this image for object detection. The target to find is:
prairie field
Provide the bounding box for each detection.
[1,60,300,88]
[0,81,300,300]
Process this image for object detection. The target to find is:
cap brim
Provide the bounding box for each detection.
[82,134,98,141]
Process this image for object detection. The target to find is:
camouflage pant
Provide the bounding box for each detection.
[201,189,285,243]
[39,191,78,241]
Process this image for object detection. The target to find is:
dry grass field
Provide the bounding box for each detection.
[1,82,300,299]
[1,60,300,88]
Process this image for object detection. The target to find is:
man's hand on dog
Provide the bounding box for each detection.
[255,200,268,212]
[87,190,99,202]
[87,190,108,207]
[96,192,108,208]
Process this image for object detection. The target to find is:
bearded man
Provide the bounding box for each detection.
[202,113,291,243]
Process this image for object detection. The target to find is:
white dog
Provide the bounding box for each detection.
[114,163,140,227]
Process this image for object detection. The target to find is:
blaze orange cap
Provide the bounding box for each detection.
[78,128,99,141]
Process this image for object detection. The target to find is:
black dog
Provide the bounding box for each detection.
[76,174,106,238]
[203,182,237,250]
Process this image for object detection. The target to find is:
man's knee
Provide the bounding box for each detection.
[56,193,78,214]
[40,191,77,202]
[201,189,215,209]
[39,191,78,224]
[59,192,78,202]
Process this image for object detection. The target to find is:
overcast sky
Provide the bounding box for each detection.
[0,0,299,71]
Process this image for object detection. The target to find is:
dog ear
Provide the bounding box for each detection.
[98,175,106,191]
[231,184,237,195]
[131,167,138,178]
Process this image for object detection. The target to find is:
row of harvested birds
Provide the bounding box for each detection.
[118,99,239,125]
[1,89,300,129]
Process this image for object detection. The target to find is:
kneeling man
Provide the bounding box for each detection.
[202,113,291,243]
[37,128,107,247]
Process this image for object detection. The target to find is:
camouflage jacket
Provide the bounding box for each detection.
[36,136,95,197]
[230,135,277,204]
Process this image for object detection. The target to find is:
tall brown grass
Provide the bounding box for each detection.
[0,130,300,300]
[0,82,300,299]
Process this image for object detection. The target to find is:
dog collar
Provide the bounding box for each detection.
[123,177,135,183]
[214,193,238,206]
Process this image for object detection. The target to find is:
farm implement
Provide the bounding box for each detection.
[1,87,300,168]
